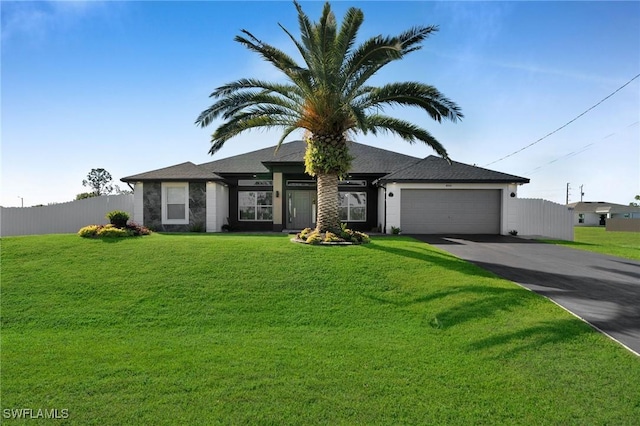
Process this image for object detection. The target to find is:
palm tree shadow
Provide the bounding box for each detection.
[467,318,593,358]
[363,240,493,279]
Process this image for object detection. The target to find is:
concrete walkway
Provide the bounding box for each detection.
[411,234,640,355]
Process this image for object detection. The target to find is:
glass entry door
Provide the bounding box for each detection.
[288,190,316,229]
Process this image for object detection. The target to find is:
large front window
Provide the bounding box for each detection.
[239,191,273,221]
[339,192,366,222]
[162,182,189,225]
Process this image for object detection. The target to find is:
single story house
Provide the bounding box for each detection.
[121,140,530,234]
[568,201,640,226]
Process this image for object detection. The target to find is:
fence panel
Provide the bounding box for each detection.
[606,218,640,232]
[0,195,134,237]
[511,198,574,241]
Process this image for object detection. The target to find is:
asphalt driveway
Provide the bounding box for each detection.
[411,234,640,355]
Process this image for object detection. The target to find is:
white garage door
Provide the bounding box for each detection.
[400,189,501,234]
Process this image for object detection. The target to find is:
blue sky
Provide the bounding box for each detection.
[2,1,638,207]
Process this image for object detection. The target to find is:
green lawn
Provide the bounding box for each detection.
[542,226,640,260]
[2,233,639,425]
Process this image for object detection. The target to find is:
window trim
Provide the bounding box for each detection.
[339,191,367,222]
[238,190,273,222]
[161,182,189,225]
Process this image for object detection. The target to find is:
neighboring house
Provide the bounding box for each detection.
[121,140,530,234]
[568,201,640,226]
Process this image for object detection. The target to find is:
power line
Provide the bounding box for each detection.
[524,121,639,175]
[484,73,640,167]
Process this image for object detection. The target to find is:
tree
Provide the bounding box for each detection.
[82,168,115,197]
[630,195,640,207]
[196,1,462,233]
[75,192,97,200]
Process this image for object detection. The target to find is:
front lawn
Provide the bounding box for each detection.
[2,234,639,424]
[542,226,640,260]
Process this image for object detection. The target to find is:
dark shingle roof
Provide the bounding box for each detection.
[121,162,222,182]
[198,140,421,175]
[377,156,530,184]
[121,141,530,185]
[198,141,307,174]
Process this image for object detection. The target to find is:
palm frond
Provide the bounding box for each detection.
[210,113,298,155]
[355,82,463,123]
[334,7,363,66]
[362,115,449,161]
[197,2,461,160]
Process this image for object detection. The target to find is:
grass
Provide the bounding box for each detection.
[2,233,639,425]
[541,226,640,260]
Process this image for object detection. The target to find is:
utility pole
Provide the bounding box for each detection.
[566,183,571,204]
[580,184,584,202]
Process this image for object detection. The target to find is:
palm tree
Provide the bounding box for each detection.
[196,1,462,233]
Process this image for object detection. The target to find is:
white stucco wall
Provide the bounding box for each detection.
[575,212,603,226]
[206,182,229,232]
[377,186,386,232]
[133,182,144,224]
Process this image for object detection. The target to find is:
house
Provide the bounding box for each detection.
[121,140,530,234]
[568,201,640,226]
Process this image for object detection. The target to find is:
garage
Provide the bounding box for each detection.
[400,189,501,234]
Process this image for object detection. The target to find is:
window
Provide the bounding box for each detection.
[338,180,367,187]
[162,182,189,225]
[239,191,273,221]
[238,179,273,187]
[286,180,316,187]
[339,192,366,222]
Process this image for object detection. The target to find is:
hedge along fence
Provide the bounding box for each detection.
[0,194,134,237]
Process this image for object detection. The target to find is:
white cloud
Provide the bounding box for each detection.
[1,1,112,45]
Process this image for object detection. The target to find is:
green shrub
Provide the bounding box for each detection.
[106,210,130,228]
[354,231,370,243]
[78,225,101,238]
[324,231,344,243]
[298,228,313,240]
[189,222,205,233]
[305,231,323,245]
[97,224,131,238]
[126,222,152,236]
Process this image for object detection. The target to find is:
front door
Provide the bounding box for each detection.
[288,190,316,229]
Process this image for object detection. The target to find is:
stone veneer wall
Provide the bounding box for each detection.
[143,181,207,232]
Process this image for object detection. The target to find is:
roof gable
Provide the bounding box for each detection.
[378,156,530,184]
[122,162,222,182]
[198,140,421,175]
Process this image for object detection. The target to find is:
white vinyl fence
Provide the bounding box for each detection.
[508,198,574,241]
[0,194,134,237]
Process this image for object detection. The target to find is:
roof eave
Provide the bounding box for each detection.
[377,178,530,185]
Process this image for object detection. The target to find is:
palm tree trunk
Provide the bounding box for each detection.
[316,173,340,233]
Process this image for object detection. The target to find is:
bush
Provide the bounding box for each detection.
[324,231,343,243]
[106,210,130,228]
[189,222,205,233]
[298,228,313,240]
[295,227,370,245]
[78,222,151,239]
[126,222,152,236]
[97,224,131,238]
[354,231,370,243]
[306,230,324,245]
[78,225,101,238]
